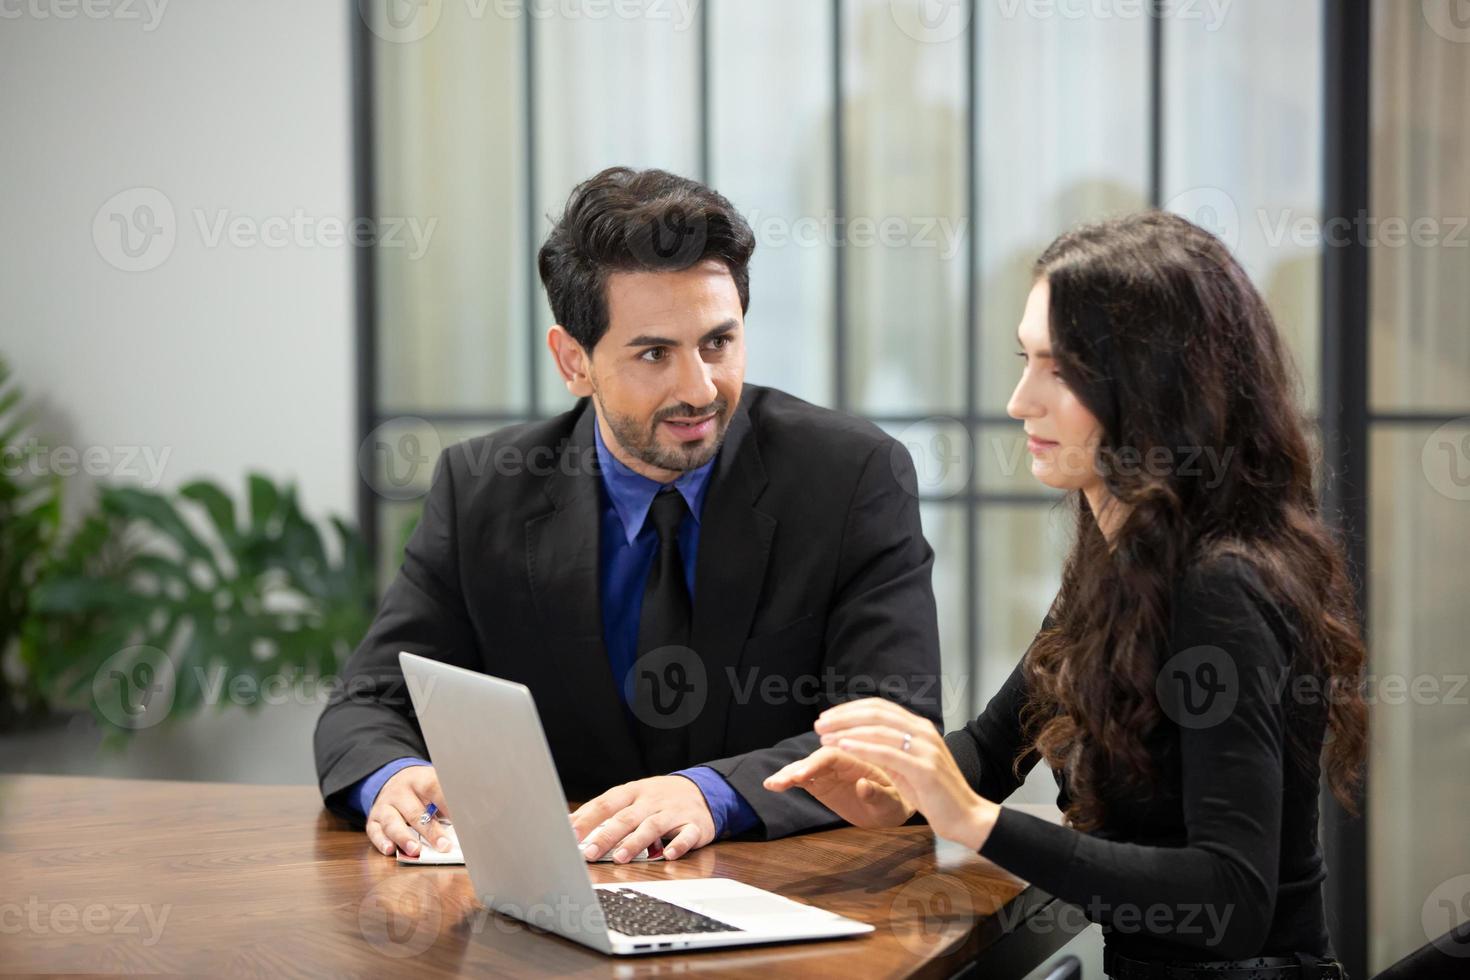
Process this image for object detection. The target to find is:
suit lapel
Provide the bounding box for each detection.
[524,400,645,777]
[688,399,776,764]
[523,396,778,776]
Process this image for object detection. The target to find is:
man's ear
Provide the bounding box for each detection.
[547,325,594,398]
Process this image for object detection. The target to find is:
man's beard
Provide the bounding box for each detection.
[594,389,732,474]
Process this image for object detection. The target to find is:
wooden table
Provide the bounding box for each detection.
[0,775,1079,977]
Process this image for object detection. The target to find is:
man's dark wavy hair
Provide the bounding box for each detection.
[537,166,756,352]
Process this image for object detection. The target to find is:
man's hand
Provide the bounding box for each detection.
[365,765,454,858]
[763,745,916,829]
[570,776,716,863]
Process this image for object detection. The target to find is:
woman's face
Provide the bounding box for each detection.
[1006,278,1105,494]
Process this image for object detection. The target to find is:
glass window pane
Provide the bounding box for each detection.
[919,502,969,732]
[372,7,528,414]
[1369,4,1470,413]
[977,7,1150,414]
[975,505,1071,802]
[1162,2,1323,413]
[709,0,834,406]
[842,0,968,415]
[532,4,702,416]
[1367,422,1470,970]
[366,419,524,588]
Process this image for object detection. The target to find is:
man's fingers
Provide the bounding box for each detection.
[661,823,702,862]
[579,808,643,861]
[365,818,395,856]
[570,785,635,842]
[377,806,424,857]
[609,814,671,864]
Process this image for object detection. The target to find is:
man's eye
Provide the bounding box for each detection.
[640,347,666,363]
[707,336,730,351]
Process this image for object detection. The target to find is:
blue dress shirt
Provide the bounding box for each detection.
[346,419,759,840]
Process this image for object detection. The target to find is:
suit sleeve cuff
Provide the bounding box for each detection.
[674,766,760,839]
[350,757,433,817]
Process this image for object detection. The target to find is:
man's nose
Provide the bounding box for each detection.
[672,349,718,409]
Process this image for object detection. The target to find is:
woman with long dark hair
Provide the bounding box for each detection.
[765,212,1367,979]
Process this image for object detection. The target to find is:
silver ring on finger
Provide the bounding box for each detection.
[901,732,912,753]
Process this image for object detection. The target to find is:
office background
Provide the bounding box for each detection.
[2,2,1466,977]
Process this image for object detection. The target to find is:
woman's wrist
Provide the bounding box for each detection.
[960,797,1001,852]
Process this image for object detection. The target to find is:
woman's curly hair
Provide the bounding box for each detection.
[1017,211,1368,831]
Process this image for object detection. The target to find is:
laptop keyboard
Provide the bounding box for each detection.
[597,887,743,937]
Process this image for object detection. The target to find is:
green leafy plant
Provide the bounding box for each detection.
[21,474,376,743]
[0,357,63,731]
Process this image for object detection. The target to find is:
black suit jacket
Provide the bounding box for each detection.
[313,385,942,838]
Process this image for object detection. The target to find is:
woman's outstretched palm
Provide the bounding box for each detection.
[764,746,916,828]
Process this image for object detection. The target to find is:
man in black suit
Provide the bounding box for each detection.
[314,166,941,864]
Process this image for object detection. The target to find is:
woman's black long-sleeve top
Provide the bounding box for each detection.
[948,556,1336,963]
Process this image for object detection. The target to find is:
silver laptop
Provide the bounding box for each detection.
[397,651,874,955]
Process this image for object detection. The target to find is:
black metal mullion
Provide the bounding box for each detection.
[350,6,380,572]
[1319,1,1371,977]
[524,10,541,417]
[831,0,847,414]
[698,0,711,184]
[1147,0,1164,207]
[965,0,982,721]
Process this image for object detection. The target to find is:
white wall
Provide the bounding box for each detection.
[0,1,357,784]
[0,0,356,522]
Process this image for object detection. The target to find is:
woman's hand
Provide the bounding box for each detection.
[763,745,916,828]
[806,698,1001,852]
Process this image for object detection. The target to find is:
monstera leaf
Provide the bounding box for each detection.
[0,357,63,730]
[22,473,375,740]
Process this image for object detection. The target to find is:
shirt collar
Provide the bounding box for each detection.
[593,416,718,545]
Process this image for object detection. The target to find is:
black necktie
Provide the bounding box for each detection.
[630,488,694,774]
